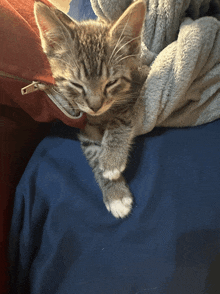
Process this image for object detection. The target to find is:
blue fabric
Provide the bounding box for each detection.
[9,1,220,293]
[9,119,220,294]
[68,0,96,21]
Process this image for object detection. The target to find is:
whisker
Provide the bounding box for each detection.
[112,35,141,62]
[108,36,125,65]
[113,53,126,62]
[108,11,133,65]
[113,54,138,65]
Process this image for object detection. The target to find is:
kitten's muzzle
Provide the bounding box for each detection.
[87,98,104,113]
[89,105,102,112]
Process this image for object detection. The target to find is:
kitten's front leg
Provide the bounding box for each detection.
[99,119,134,180]
[79,129,133,218]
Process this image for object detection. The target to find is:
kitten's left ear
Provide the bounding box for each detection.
[34,1,78,54]
[109,0,146,49]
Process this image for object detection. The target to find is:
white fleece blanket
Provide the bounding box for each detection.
[90,0,220,134]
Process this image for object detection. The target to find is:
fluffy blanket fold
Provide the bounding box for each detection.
[91,0,220,134]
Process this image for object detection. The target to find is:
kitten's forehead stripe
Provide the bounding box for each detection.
[76,23,108,77]
[79,62,88,79]
[97,60,102,77]
[101,62,108,78]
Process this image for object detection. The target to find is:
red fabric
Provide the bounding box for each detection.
[0,0,54,83]
[0,0,86,128]
[0,1,86,292]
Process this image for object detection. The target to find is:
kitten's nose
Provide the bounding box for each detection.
[88,99,103,113]
[90,105,102,112]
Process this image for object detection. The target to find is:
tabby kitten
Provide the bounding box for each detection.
[34,0,149,218]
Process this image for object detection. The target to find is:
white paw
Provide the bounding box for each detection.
[102,164,126,180]
[105,197,133,218]
[103,168,120,180]
[119,164,126,173]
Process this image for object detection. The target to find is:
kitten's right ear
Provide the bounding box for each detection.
[34,1,77,54]
[109,0,146,53]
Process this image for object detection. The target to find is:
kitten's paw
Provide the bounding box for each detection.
[102,164,126,180]
[105,196,133,218]
[103,176,133,218]
[99,152,127,180]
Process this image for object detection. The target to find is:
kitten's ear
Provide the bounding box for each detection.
[34,1,77,54]
[109,0,146,50]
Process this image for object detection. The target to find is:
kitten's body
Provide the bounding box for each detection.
[34,0,149,218]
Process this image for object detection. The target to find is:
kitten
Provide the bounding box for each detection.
[34,0,149,218]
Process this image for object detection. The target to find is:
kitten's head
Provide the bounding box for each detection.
[34,0,147,116]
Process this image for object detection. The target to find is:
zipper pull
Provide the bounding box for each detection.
[21,81,40,95]
[21,81,49,95]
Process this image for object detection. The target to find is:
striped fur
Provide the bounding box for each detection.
[34,0,149,218]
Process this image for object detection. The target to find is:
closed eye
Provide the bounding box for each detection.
[69,81,85,94]
[70,82,84,90]
[105,79,118,89]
